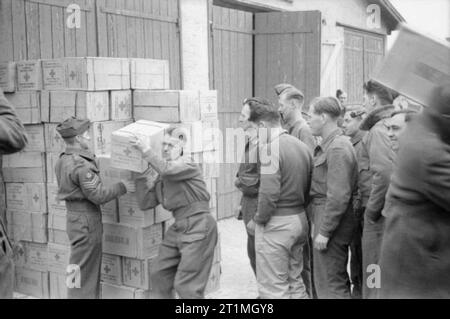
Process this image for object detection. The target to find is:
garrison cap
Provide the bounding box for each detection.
[274,83,295,96]
[56,117,90,138]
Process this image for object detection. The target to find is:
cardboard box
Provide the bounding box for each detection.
[130,58,170,90]
[23,124,45,152]
[16,60,42,91]
[46,184,66,214]
[46,155,60,185]
[48,212,67,232]
[372,24,450,107]
[133,90,200,123]
[90,120,131,156]
[13,241,48,273]
[101,199,119,223]
[41,90,109,123]
[47,243,70,274]
[202,119,220,151]
[199,90,218,120]
[110,90,132,120]
[102,222,163,259]
[101,254,123,285]
[6,210,47,243]
[44,124,66,153]
[15,267,50,299]
[4,92,41,124]
[111,120,168,172]
[118,195,155,227]
[2,152,46,183]
[6,182,47,212]
[154,205,172,224]
[97,155,132,182]
[42,57,130,91]
[0,61,16,92]
[49,272,68,299]
[101,282,149,299]
[48,229,69,246]
[122,257,155,290]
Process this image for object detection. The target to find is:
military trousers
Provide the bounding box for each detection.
[362,216,385,299]
[255,213,309,299]
[350,210,363,299]
[66,210,103,299]
[241,196,257,275]
[0,221,14,299]
[150,212,218,299]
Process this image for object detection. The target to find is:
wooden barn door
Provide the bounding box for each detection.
[254,11,321,110]
[0,0,97,61]
[344,28,385,104]
[209,5,253,220]
[96,0,181,89]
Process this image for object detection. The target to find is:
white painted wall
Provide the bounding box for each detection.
[180,0,210,90]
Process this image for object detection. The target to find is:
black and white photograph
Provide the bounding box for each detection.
[0,0,449,310]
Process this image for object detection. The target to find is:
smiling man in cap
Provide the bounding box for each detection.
[55,117,135,299]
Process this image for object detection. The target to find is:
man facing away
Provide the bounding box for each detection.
[55,117,135,299]
[342,105,368,299]
[0,89,28,299]
[308,97,358,299]
[359,80,395,299]
[131,126,218,299]
[246,100,313,299]
[275,84,316,298]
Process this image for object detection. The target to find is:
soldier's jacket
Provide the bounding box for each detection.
[287,119,316,153]
[55,147,126,208]
[350,130,370,211]
[359,105,395,222]
[254,129,313,225]
[135,150,210,221]
[0,89,28,155]
[310,128,358,239]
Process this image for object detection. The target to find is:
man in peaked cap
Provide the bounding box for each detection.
[55,117,135,299]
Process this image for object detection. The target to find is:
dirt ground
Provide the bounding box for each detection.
[207,217,258,299]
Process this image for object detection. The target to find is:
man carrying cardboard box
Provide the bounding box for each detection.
[0,88,28,299]
[131,126,218,299]
[55,117,135,299]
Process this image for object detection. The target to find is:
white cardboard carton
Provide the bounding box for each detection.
[6,210,47,243]
[110,90,132,120]
[130,58,170,90]
[372,24,450,107]
[23,124,45,152]
[2,152,46,183]
[4,92,41,124]
[111,120,168,172]
[0,61,16,92]
[199,90,218,120]
[101,254,123,286]
[13,241,49,272]
[90,120,131,156]
[118,194,155,227]
[42,57,130,91]
[16,60,42,91]
[47,243,70,274]
[122,257,155,290]
[49,272,68,299]
[44,124,66,153]
[15,267,49,299]
[101,282,149,299]
[5,182,47,212]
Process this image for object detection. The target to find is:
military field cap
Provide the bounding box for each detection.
[56,117,91,138]
[274,83,295,96]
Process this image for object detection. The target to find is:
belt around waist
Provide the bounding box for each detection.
[172,201,210,221]
[66,200,100,214]
[273,206,305,216]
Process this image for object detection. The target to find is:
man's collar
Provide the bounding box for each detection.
[64,146,95,161]
[287,118,306,134]
[350,130,365,146]
[318,128,342,151]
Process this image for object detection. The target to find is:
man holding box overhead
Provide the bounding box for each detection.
[131,126,218,299]
[55,117,135,299]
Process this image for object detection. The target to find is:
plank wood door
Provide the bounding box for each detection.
[96,0,181,89]
[210,5,253,220]
[254,11,321,110]
[344,29,385,104]
[0,0,97,61]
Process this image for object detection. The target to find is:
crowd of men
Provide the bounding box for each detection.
[235,82,450,299]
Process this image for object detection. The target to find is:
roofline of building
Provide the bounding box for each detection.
[379,0,406,23]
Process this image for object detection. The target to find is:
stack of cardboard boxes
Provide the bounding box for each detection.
[0,57,221,299]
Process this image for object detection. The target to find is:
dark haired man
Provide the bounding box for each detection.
[360,80,396,298]
[55,117,135,299]
[246,99,313,298]
[386,109,418,153]
[308,97,358,299]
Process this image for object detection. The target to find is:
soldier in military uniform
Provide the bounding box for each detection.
[55,117,135,299]
[0,88,28,299]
